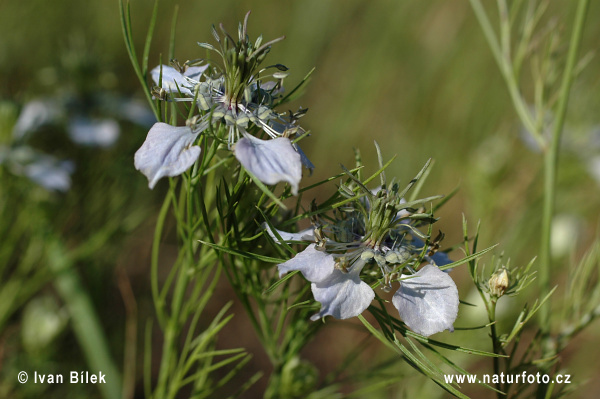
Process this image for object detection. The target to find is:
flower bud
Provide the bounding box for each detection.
[488,268,509,298]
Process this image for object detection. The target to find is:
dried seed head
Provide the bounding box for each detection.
[488,268,509,298]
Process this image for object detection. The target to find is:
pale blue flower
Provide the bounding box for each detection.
[25,157,74,192]
[68,117,120,148]
[1,146,74,192]
[270,182,460,336]
[142,14,313,193]
[12,99,63,140]
[134,122,207,189]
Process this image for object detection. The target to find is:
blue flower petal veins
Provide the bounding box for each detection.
[277,244,334,283]
[233,133,302,195]
[310,259,375,321]
[134,122,204,189]
[151,65,208,96]
[392,264,459,337]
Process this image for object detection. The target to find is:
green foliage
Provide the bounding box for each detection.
[2,0,600,398]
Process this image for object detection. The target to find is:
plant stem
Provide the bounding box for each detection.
[488,299,503,398]
[48,239,122,399]
[469,0,544,149]
[538,0,589,351]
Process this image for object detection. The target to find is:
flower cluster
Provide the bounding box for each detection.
[134,12,312,193]
[269,179,459,337]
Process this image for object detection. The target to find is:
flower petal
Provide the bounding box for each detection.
[310,259,374,320]
[392,264,459,336]
[134,122,203,189]
[24,157,75,192]
[68,117,120,147]
[183,65,209,80]
[429,251,453,268]
[265,224,315,244]
[233,133,302,195]
[13,99,63,140]
[151,65,206,96]
[292,143,315,172]
[277,244,334,283]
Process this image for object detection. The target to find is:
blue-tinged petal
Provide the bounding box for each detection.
[265,224,315,244]
[233,133,302,195]
[392,264,459,337]
[410,236,453,272]
[310,259,374,321]
[13,99,63,140]
[183,65,209,81]
[151,65,206,96]
[24,157,75,192]
[277,244,334,283]
[429,251,453,268]
[292,143,315,173]
[134,122,204,189]
[68,117,120,147]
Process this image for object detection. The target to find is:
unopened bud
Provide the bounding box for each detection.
[488,268,509,298]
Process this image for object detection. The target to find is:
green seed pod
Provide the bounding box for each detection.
[361,250,375,261]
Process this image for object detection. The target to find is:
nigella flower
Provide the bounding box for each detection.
[135,12,310,193]
[68,117,120,148]
[269,179,459,337]
[0,146,74,192]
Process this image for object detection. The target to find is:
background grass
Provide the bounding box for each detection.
[2,0,600,398]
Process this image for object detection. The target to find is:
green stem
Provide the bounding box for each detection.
[538,0,589,349]
[154,178,196,399]
[469,0,544,149]
[487,299,503,398]
[48,239,122,399]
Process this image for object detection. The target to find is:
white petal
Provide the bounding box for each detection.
[13,99,62,140]
[233,134,302,195]
[277,244,334,283]
[395,198,411,220]
[265,224,314,243]
[25,157,74,192]
[393,264,459,337]
[310,260,374,320]
[183,65,209,80]
[134,122,202,189]
[151,65,202,96]
[68,117,120,147]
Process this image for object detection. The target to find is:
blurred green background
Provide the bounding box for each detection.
[2,0,600,398]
